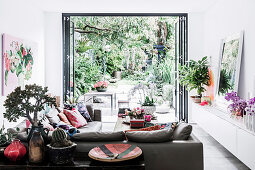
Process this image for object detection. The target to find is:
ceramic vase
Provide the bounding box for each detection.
[29,131,44,163]
[4,139,26,161]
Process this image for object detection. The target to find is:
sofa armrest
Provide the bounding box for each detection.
[94,109,102,121]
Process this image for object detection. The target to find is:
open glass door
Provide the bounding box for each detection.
[175,15,188,122]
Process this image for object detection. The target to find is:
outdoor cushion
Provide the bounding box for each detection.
[58,111,71,125]
[72,131,125,141]
[125,129,174,143]
[173,122,192,140]
[63,109,87,128]
[77,121,102,133]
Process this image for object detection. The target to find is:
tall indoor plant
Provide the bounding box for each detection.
[179,56,210,103]
[4,84,56,141]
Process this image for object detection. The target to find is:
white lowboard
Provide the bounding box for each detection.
[191,102,255,169]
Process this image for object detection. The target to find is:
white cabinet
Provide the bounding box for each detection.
[192,103,255,170]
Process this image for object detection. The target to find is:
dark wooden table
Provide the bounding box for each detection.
[0,151,145,170]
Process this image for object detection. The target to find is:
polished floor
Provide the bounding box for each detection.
[192,124,250,170]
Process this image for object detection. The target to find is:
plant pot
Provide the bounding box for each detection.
[190,96,201,103]
[113,71,121,80]
[27,125,49,143]
[47,143,77,165]
[141,106,156,114]
[96,87,107,92]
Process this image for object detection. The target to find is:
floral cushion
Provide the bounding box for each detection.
[63,109,87,128]
[76,103,92,122]
[125,125,161,133]
[58,111,71,125]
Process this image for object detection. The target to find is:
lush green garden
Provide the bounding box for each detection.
[71,16,178,106]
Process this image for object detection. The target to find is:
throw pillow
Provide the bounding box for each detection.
[86,105,94,120]
[125,125,161,133]
[58,111,72,125]
[63,109,87,128]
[173,122,192,140]
[76,103,92,122]
[72,131,125,141]
[45,108,61,124]
[126,129,174,143]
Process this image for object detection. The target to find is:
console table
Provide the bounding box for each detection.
[191,102,255,169]
[0,151,145,170]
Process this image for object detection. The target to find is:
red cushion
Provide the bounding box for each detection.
[58,112,71,125]
[63,109,87,128]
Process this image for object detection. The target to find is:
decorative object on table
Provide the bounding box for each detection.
[4,139,26,162]
[130,119,145,128]
[94,81,109,92]
[3,84,56,142]
[215,31,244,106]
[200,100,208,106]
[64,95,79,110]
[141,96,156,114]
[2,33,38,96]
[88,144,142,162]
[225,91,247,118]
[201,96,211,105]
[179,56,210,103]
[244,97,255,132]
[125,107,145,122]
[29,131,44,163]
[47,128,77,164]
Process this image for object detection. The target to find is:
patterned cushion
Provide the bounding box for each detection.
[58,111,71,125]
[125,125,161,133]
[45,108,61,124]
[63,109,87,128]
[76,103,92,122]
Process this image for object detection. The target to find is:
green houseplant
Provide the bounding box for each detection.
[4,84,56,141]
[179,56,210,103]
[47,128,77,164]
[141,96,156,114]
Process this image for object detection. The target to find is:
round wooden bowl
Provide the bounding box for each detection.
[88,144,142,162]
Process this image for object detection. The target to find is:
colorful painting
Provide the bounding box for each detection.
[2,34,37,96]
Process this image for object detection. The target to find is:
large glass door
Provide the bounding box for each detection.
[63,13,188,122]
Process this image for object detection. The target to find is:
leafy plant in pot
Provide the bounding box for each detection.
[141,96,156,114]
[47,128,77,164]
[3,84,56,142]
[179,56,210,103]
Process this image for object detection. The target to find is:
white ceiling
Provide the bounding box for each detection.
[28,0,219,13]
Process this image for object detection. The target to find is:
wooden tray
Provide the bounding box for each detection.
[88,144,142,162]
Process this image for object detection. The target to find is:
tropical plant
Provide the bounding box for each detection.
[179,56,210,97]
[3,84,56,126]
[218,69,233,95]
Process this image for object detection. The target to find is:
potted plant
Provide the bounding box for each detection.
[141,96,156,114]
[179,56,210,103]
[3,84,56,142]
[64,95,79,110]
[93,81,109,92]
[47,128,77,164]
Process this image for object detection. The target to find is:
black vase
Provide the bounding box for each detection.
[29,131,44,163]
[27,125,49,143]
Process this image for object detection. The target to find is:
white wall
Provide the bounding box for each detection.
[203,0,255,99]
[44,12,63,99]
[0,0,45,128]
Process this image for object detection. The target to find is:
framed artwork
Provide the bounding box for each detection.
[2,34,38,96]
[215,31,244,109]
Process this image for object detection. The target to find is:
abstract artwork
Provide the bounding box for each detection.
[2,34,37,96]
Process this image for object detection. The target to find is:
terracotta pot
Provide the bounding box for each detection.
[29,131,44,163]
[4,139,26,161]
[190,96,201,103]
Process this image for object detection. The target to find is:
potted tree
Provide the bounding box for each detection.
[47,128,77,164]
[4,84,56,142]
[179,56,210,103]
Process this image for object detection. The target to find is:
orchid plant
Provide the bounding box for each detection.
[225,91,247,117]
